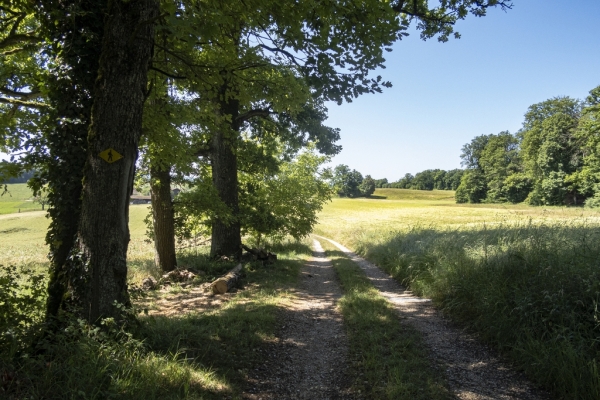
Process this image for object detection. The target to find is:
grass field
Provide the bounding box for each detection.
[3,187,600,398]
[0,204,157,283]
[0,183,42,215]
[318,188,599,237]
[316,188,600,399]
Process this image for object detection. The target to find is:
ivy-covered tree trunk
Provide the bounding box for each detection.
[210,95,242,259]
[35,0,104,321]
[150,164,177,272]
[76,0,158,323]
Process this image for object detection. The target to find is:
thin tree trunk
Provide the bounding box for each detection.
[150,164,177,272]
[76,0,158,323]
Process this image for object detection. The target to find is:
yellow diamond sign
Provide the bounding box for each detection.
[99,148,123,163]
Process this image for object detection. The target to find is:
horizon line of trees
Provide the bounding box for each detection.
[383,168,464,191]
[331,167,464,196]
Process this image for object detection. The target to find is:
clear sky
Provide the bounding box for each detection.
[324,0,600,182]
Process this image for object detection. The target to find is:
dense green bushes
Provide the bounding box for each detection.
[0,265,46,360]
[350,221,600,399]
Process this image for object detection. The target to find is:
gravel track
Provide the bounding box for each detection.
[243,239,357,399]
[315,235,550,400]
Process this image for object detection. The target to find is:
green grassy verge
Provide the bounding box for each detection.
[322,221,600,399]
[1,240,311,399]
[319,239,453,400]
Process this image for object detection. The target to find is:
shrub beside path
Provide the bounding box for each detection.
[314,235,550,400]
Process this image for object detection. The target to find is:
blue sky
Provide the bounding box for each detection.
[324,0,600,181]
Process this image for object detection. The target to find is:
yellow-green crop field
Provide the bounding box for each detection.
[317,188,600,400]
[316,188,600,243]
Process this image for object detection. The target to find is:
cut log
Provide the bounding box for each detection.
[211,263,242,295]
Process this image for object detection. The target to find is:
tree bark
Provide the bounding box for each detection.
[210,95,242,259]
[75,0,158,323]
[150,164,177,272]
[37,0,104,322]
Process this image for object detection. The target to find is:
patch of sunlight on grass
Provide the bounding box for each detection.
[0,183,41,215]
[316,195,600,247]
[189,366,231,393]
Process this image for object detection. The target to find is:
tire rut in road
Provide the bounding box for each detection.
[243,239,357,399]
[315,234,550,400]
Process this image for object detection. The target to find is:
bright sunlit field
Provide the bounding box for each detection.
[316,188,600,242]
[0,183,41,214]
[316,188,600,399]
[0,204,155,282]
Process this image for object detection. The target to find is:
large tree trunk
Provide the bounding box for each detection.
[210,96,242,259]
[150,164,177,272]
[75,0,158,323]
[37,0,104,321]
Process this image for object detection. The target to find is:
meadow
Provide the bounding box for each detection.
[3,186,600,398]
[316,188,600,399]
[0,183,42,215]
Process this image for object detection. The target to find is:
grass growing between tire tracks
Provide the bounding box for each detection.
[319,239,453,400]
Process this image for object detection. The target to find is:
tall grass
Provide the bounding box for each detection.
[325,218,600,399]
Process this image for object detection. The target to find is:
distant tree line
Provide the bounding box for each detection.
[384,169,464,190]
[331,165,463,197]
[456,85,600,206]
[0,170,35,184]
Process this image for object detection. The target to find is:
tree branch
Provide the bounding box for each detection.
[392,0,513,23]
[0,96,47,109]
[236,108,274,123]
[258,43,301,66]
[150,66,187,80]
[0,87,40,100]
[0,32,42,50]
